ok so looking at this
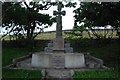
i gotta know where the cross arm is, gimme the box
[53,11,66,16]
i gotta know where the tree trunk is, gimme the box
[87,30,92,39]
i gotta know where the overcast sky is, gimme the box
[41,6,76,31]
[27,0,79,31]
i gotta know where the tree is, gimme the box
[1,1,77,40]
[2,2,56,40]
[65,25,85,39]
[1,1,77,50]
[73,2,120,38]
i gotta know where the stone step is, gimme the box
[44,42,73,53]
[42,69,74,78]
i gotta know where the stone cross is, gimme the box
[53,2,66,38]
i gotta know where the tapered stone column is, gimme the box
[53,2,66,53]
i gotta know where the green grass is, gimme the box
[2,48,29,66]
[72,40,120,78]
[2,69,42,79]
[87,42,120,68]
[70,39,120,66]
[2,39,120,79]
[73,69,118,78]
[2,48,43,79]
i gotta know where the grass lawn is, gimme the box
[2,39,120,79]
[2,69,42,79]
[72,40,120,79]
[73,69,118,78]
[2,48,29,66]
[2,48,43,79]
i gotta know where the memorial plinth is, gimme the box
[31,53,85,68]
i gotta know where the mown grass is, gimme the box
[2,48,43,79]
[73,69,118,78]
[72,40,120,79]
[2,69,42,79]
[87,42,120,68]
[2,48,28,66]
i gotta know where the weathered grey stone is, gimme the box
[12,55,31,66]
[44,41,74,53]
[48,43,53,47]
[65,47,73,53]
[53,38,64,52]
[31,53,51,68]
[64,43,74,53]
[16,58,31,68]
[88,63,95,68]
[44,69,74,78]
[53,2,66,38]
[65,43,70,48]
[65,53,85,68]
[31,53,85,68]
[44,47,53,53]
[85,55,103,68]
[90,56,103,65]
[94,63,101,68]
[51,54,65,68]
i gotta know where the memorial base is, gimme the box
[31,52,85,68]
